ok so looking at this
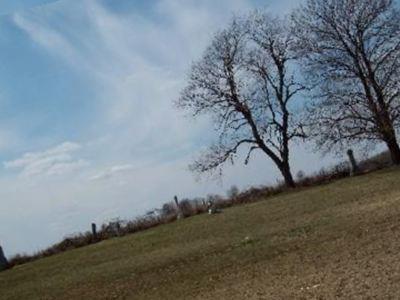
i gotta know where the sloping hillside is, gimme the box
[1,168,400,299]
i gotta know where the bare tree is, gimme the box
[177,13,305,187]
[293,0,400,164]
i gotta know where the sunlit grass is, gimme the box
[1,167,400,299]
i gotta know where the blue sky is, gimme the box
[0,0,347,257]
[0,0,57,15]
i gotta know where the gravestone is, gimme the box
[207,200,221,214]
[174,196,183,220]
[91,223,97,239]
[347,149,359,176]
[0,246,9,271]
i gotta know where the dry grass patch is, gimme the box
[1,167,400,299]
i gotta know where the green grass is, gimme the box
[2,167,400,299]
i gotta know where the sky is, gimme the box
[0,0,349,257]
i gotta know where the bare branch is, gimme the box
[293,0,400,163]
[177,12,305,187]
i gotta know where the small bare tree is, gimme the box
[177,13,305,187]
[293,0,400,164]
[227,185,240,199]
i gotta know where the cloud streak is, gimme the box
[89,164,135,181]
[4,142,88,178]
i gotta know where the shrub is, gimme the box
[227,185,240,199]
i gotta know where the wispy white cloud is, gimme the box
[4,142,89,178]
[89,164,135,181]
[11,0,248,160]
[13,11,87,68]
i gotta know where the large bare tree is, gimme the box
[293,0,400,163]
[177,14,305,187]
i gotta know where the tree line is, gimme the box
[176,0,400,188]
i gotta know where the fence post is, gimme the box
[0,245,9,271]
[347,149,359,176]
[116,222,121,236]
[91,223,97,239]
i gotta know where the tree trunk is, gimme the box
[0,246,8,272]
[279,162,296,188]
[385,136,400,165]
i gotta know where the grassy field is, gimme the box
[2,168,400,299]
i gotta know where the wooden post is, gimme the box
[347,149,359,176]
[0,245,9,271]
[91,223,97,239]
[116,222,121,236]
